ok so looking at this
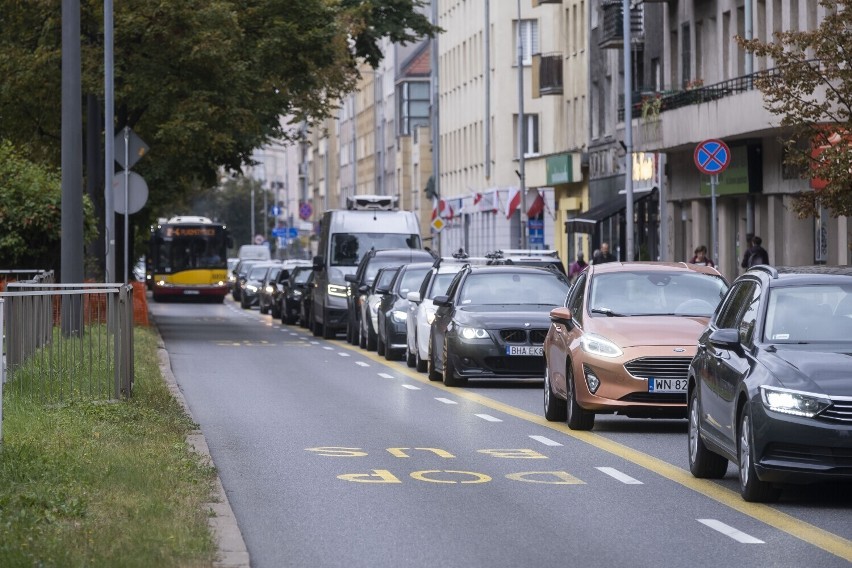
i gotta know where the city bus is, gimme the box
[148,216,232,302]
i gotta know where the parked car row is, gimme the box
[233,254,852,503]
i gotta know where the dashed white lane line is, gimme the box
[436,398,458,405]
[355,361,370,367]
[337,352,350,357]
[322,346,334,350]
[289,332,298,336]
[310,341,319,345]
[475,414,502,422]
[697,519,764,544]
[529,435,563,447]
[378,373,394,379]
[596,467,643,485]
[402,384,420,390]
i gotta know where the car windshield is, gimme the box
[458,272,570,306]
[764,284,852,343]
[292,268,312,285]
[248,266,270,280]
[331,233,421,266]
[429,270,462,299]
[589,271,728,317]
[398,267,430,296]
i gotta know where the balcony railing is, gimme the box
[536,52,563,96]
[532,0,562,5]
[617,66,788,121]
[599,1,644,49]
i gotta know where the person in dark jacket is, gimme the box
[592,242,616,265]
[742,235,770,268]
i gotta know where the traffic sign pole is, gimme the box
[694,139,730,268]
[711,174,718,266]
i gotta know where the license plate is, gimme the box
[183,290,200,295]
[648,378,687,393]
[506,346,543,356]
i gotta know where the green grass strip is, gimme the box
[0,326,217,567]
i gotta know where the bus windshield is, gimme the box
[153,225,228,272]
[330,233,421,266]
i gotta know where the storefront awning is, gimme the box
[565,189,655,234]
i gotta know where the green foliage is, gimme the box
[0,326,216,567]
[0,141,98,270]
[192,176,267,252]
[738,0,852,217]
[0,0,439,235]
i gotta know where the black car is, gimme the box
[429,264,572,387]
[343,248,435,344]
[258,265,286,316]
[375,262,432,360]
[232,259,262,302]
[280,266,314,325]
[359,266,400,351]
[240,262,280,309]
[688,265,852,502]
[299,270,315,329]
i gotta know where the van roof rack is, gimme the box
[346,194,399,211]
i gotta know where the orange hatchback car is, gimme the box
[543,262,728,430]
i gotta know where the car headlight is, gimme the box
[246,284,258,293]
[293,289,302,298]
[760,386,831,418]
[264,285,273,294]
[579,333,623,358]
[392,310,408,322]
[459,326,489,340]
[328,284,348,298]
[425,308,437,325]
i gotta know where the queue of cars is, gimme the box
[230,254,852,502]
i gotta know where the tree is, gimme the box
[0,141,98,273]
[0,0,438,231]
[738,0,852,218]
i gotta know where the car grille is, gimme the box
[820,399,852,423]
[619,392,687,404]
[499,329,548,344]
[762,443,852,471]
[483,356,546,374]
[624,357,691,380]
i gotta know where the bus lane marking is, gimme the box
[337,352,350,357]
[335,341,852,562]
[529,435,563,447]
[596,467,643,485]
[435,398,458,405]
[401,385,420,390]
[322,346,334,351]
[355,361,370,367]
[377,373,394,379]
[475,414,502,422]
[697,519,764,544]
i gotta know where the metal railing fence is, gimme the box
[1,282,134,405]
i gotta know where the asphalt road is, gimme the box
[150,297,852,568]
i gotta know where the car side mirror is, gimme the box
[375,286,390,294]
[433,295,451,307]
[344,273,357,283]
[709,328,741,351]
[549,307,574,329]
[358,284,370,295]
[407,291,421,303]
[313,255,325,270]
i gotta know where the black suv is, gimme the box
[279,266,314,325]
[343,248,435,344]
[687,265,852,502]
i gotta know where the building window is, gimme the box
[514,114,540,158]
[513,19,539,66]
[398,81,430,136]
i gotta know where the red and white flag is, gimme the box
[473,192,483,206]
[526,190,545,218]
[505,187,521,219]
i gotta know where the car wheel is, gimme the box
[365,322,377,351]
[566,362,595,431]
[738,406,781,503]
[377,329,386,356]
[688,388,728,478]
[442,340,465,387]
[427,339,442,381]
[406,346,416,367]
[259,302,268,315]
[543,365,567,422]
[240,297,250,309]
[270,302,280,319]
[358,320,367,349]
[322,319,335,340]
[312,316,322,337]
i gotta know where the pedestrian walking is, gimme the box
[592,242,616,265]
[568,253,588,281]
[742,235,770,268]
[740,233,754,269]
[688,245,715,267]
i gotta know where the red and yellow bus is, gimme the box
[148,216,232,302]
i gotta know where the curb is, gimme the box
[155,336,250,568]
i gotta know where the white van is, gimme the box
[311,195,421,339]
[238,244,271,261]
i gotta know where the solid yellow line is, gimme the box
[341,341,852,562]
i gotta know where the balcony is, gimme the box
[599,1,644,50]
[532,53,563,97]
[532,0,562,5]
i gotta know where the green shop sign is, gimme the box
[546,153,581,185]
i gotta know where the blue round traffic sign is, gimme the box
[694,139,731,175]
[299,202,313,220]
